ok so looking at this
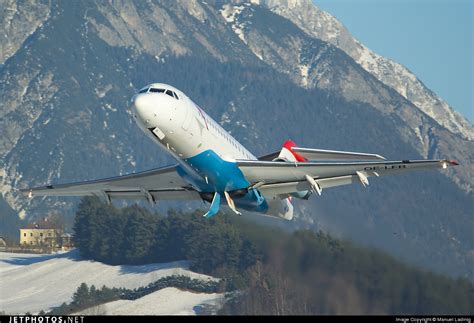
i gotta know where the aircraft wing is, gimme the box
[20,165,201,203]
[237,159,458,197]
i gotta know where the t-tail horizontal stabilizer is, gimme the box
[203,192,221,218]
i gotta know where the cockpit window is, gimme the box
[149,88,166,93]
[145,87,179,100]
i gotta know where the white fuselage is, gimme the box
[131,83,255,163]
[130,83,293,219]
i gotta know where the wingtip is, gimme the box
[441,160,459,169]
[18,188,34,198]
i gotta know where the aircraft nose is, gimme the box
[131,92,177,128]
[131,93,156,125]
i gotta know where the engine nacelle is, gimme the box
[290,190,312,200]
[266,198,294,220]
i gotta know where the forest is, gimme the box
[73,197,473,315]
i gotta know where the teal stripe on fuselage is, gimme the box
[177,149,250,193]
[176,150,269,214]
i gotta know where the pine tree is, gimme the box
[99,203,124,264]
[122,204,157,264]
[73,197,100,256]
[72,282,90,308]
[89,285,97,302]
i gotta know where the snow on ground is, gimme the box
[76,287,224,315]
[0,250,218,314]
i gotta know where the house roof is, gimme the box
[23,220,57,230]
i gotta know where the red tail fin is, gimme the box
[281,140,307,162]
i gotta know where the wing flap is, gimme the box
[260,175,356,196]
[106,189,201,201]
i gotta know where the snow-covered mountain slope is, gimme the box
[76,287,224,315]
[260,0,474,141]
[0,251,219,314]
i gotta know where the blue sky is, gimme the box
[315,0,473,123]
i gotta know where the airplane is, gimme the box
[21,83,459,220]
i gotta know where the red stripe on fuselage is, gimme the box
[196,106,209,130]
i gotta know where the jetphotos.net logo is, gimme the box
[6,317,84,323]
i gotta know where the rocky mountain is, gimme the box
[221,0,474,194]
[262,0,474,141]
[0,0,51,66]
[0,0,472,281]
